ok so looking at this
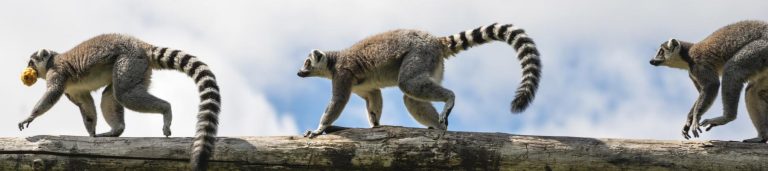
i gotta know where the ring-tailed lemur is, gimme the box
[298,23,541,137]
[19,33,221,170]
[650,20,768,143]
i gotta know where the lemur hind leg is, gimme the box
[744,78,768,143]
[397,50,455,129]
[403,95,445,130]
[112,55,173,137]
[702,40,768,130]
[95,84,125,137]
[65,92,97,136]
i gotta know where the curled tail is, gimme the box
[441,23,541,113]
[150,47,221,171]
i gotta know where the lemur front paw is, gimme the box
[682,119,704,139]
[438,117,449,129]
[681,124,691,140]
[693,121,704,138]
[17,117,35,131]
[700,116,735,131]
[163,126,172,137]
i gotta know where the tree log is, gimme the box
[1,126,767,170]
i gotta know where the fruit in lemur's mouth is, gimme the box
[21,67,37,86]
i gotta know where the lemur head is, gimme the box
[297,49,333,78]
[21,49,58,86]
[650,39,690,69]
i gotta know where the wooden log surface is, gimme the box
[1,126,767,170]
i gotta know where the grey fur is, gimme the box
[650,20,768,142]
[298,23,542,137]
[18,33,221,170]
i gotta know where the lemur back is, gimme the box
[334,30,445,90]
[689,20,768,69]
[298,23,541,137]
[19,33,220,171]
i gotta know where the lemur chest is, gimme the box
[65,65,114,93]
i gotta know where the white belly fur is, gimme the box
[65,65,114,94]
[352,62,445,93]
[353,70,399,93]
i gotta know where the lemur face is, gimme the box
[28,49,56,72]
[21,49,57,86]
[650,39,684,67]
[297,49,329,78]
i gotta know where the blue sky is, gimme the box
[1,1,768,141]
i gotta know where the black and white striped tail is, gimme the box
[443,23,541,113]
[150,47,221,171]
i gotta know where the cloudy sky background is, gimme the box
[1,1,767,141]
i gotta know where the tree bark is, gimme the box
[1,126,767,170]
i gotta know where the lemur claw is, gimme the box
[681,123,693,139]
[704,124,718,131]
[690,122,702,138]
[18,118,34,131]
[700,118,724,131]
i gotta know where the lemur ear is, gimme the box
[35,49,57,59]
[312,49,325,62]
[668,39,680,49]
[312,49,325,58]
[37,49,50,58]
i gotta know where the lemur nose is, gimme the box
[297,71,309,77]
[650,60,661,66]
